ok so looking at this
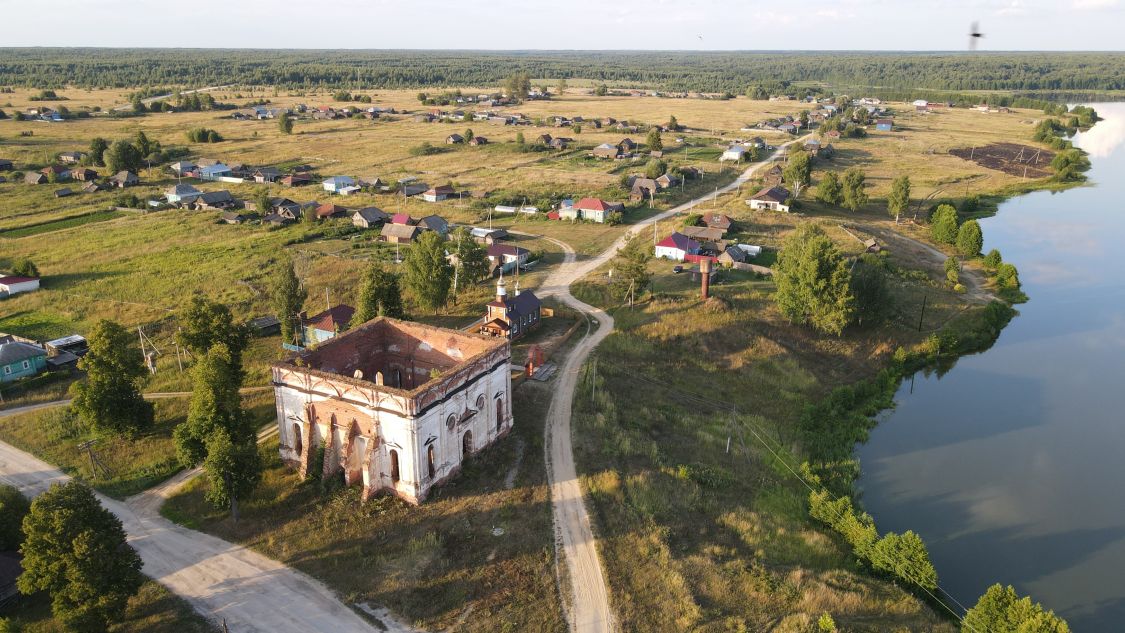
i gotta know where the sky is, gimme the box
[2,0,1123,50]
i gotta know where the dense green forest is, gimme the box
[0,49,1123,94]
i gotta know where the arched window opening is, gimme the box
[495,398,504,432]
[390,449,400,483]
[462,430,473,459]
[427,445,436,479]
[292,423,303,456]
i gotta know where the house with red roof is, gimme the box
[655,232,701,262]
[391,213,416,226]
[560,197,625,223]
[0,275,40,297]
[301,304,355,346]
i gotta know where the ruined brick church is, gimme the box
[271,317,513,504]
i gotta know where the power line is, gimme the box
[586,356,982,630]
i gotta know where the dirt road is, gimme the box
[536,138,807,633]
[0,395,397,633]
[111,84,233,112]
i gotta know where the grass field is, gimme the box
[162,379,565,632]
[0,581,218,633]
[0,392,274,498]
[569,243,970,631]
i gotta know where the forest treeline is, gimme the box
[0,49,1123,94]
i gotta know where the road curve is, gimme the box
[536,137,807,633]
[0,394,392,632]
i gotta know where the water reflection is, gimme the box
[857,103,1125,632]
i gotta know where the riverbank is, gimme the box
[856,103,1125,630]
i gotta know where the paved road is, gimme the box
[535,137,807,633]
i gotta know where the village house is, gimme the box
[110,171,139,188]
[54,188,73,198]
[301,304,355,346]
[323,175,356,194]
[199,163,233,181]
[0,341,48,382]
[58,151,85,164]
[655,232,701,262]
[169,161,196,177]
[487,243,530,274]
[701,212,733,232]
[422,185,455,202]
[192,190,239,211]
[747,185,791,212]
[680,225,726,246]
[165,183,202,205]
[469,136,489,146]
[352,207,388,229]
[271,317,514,504]
[592,143,622,159]
[391,213,415,226]
[418,214,449,236]
[68,168,98,182]
[630,178,659,202]
[253,167,281,183]
[81,182,105,194]
[470,227,508,244]
[721,145,746,162]
[220,211,251,225]
[876,119,893,132]
[281,174,312,187]
[563,197,623,224]
[316,203,350,219]
[655,173,680,189]
[0,159,14,172]
[480,275,542,340]
[0,275,40,298]
[381,223,421,244]
[446,133,464,144]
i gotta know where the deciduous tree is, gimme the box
[0,484,30,550]
[448,228,490,294]
[173,343,254,467]
[270,256,307,347]
[18,481,144,632]
[870,530,938,591]
[783,150,812,196]
[842,168,868,212]
[930,204,959,244]
[403,231,453,312]
[815,171,843,205]
[645,128,663,152]
[70,320,153,438]
[611,234,652,302]
[87,137,108,167]
[278,111,293,135]
[105,139,142,175]
[644,158,667,179]
[887,175,910,221]
[850,254,890,326]
[963,584,1071,633]
[773,224,854,336]
[354,263,405,322]
[956,219,984,257]
[202,427,261,521]
[175,296,250,371]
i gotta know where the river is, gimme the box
[856,102,1125,631]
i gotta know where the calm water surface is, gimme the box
[856,103,1125,631]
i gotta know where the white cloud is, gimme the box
[1072,0,1119,9]
[996,0,1026,15]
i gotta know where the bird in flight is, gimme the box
[969,21,984,50]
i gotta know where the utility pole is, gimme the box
[917,295,928,332]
